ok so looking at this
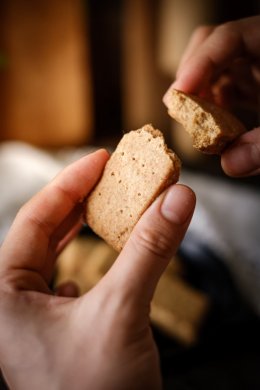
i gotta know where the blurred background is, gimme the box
[1,0,259,150]
[0,1,260,389]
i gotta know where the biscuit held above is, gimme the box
[164,89,246,154]
[85,124,181,252]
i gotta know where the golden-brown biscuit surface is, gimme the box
[85,124,181,251]
[164,89,246,154]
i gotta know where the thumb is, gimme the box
[106,184,196,304]
[221,127,260,177]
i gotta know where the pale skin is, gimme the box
[164,15,260,177]
[0,149,196,390]
[1,15,259,390]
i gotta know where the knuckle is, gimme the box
[218,20,235,31]
[215,21,238,41]
[193,24,213,39]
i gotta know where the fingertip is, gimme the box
[221,141,260,177]
[221,151,237,177]
[90,148,110,163]
[160,184,196,225]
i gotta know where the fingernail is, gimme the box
[223,143,260,176]
[161,185,195,224]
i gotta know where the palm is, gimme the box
[0,150,195,389]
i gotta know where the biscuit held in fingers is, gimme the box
[105,184,196,304]
[164,89,246,154]
[85,124,181,251]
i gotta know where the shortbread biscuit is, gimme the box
[85,124,181,251]
[164,89,246,154]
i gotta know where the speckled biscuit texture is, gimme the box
[165,89,246,154]
[85,124,181,252]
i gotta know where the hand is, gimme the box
[0,149,195,390]
[164,15,260,177]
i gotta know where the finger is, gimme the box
[174,27,242,93]
[221,127,260,177]
[49,203,84,256]
[163,25,214,106]
[0,149,110,274]
[42,220,83,284]
[40,203,84,283]
[177,25,215,72]
[228,59,259,110]
[168,18,260,94]
[105,185,196,304]
[55,220,83,257]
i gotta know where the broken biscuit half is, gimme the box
[164,89,246,154]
